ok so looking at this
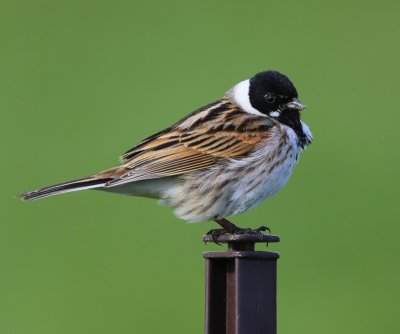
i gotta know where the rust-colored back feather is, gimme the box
[103,98,276,187]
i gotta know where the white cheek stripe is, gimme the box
[231,80,265,116]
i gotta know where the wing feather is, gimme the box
[105,98,276,187]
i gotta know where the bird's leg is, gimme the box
[214,217,240,233]
[207,218,271,244]
[206,218,239,244]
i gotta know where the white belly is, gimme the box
[167,125,302,222]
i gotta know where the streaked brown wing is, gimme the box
[120,99,230,162]
[105,99,275,187]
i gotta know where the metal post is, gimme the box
[203,234,280,334]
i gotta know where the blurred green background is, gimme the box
[1,0,399,333]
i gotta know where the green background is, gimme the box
[1,0,399,333]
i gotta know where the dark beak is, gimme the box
[286,98,306,111]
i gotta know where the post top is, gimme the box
[203,233,280,251]
[203,233,280,244]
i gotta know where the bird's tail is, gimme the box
[18,176,110,201]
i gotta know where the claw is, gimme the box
[233,226,271,236]
[206,228,228,245]
[255,226,271,234]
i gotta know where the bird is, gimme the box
[19,70,312,235]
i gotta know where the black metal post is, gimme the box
[203,234,280,334]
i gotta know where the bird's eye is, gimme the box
[265,93,275,104]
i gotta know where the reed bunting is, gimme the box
[19,70,312,234]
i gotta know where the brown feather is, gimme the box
[104,98,276,187]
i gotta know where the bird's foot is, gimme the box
[206,228,228,245]
[206,226,271,245]
[234,225,271,235]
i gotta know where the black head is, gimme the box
[249,70,305,117]
[248,70,309,146]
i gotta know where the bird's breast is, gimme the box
[168,125,302,222]
[224,125,300,213]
